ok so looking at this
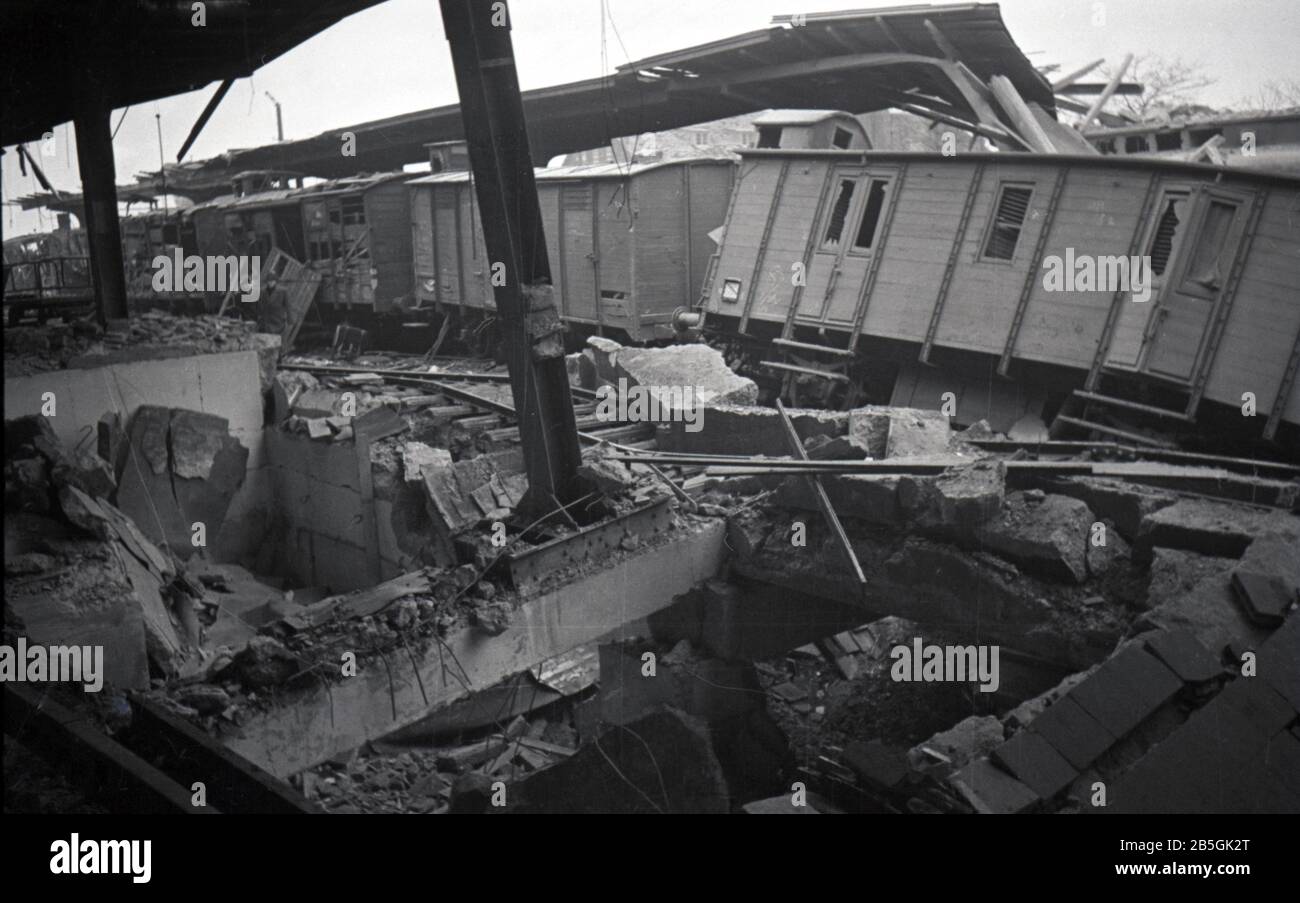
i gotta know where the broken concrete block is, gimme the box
[169,410,230,480]
[294,387,345,419]
[1043,476,1177,541]
[5,547,151,690]
[950,757,1039,813]
[422,448,525,534]
[5,456,52,513]
[1085,520,1131,580]
[1142,628,1223,684]
[869,405,953,458]
[991,729,1079,799]
[976,492,1092,584]
[576,448,637,496]
[401,441,453,483]
[774,473,903,526]
[52,448,116,500]
[175,684,231,715]
[899,460,1006,534]
[221,636,299,690]
[658,403,847,456]
[806,434,870,460]
[1231,570,1294,627]
[305,418,333,440]
[1133,499,1300,562]
[1026,695,1116,771]
[849,405,956,458]
[613,342,757,405]
[911,714,1004,770]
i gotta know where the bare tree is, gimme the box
[1101,54,1215,120]
[1235,78,1300,112]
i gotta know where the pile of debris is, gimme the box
[4,310,278,379]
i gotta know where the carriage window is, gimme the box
[821,179,856,250]
[853,180,888,250]
[982,184,1033,260]
[832,127,853,149]
[1147,194,1188,276]
[720,279,742,303]
[757,126,783,149]
[1184,201,1236,290]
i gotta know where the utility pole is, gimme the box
[438,0,583,515]
[265,91,284,142]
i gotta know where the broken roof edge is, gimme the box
[735,147,1300,187]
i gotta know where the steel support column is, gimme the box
[74,101,129,324]
[439,0,582,513]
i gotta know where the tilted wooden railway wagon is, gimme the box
[700,127,1300,448]
[186,171,416,313]
[408,157,735,343]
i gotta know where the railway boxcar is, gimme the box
[297,172,416,313]
[700,125,1300,445]
[409,157,735,342]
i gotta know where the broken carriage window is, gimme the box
[822,179,856,249]
[1148,194,1188,276]
[982,184,1033,260]
[852,179,888,251]
[720,278,742,303]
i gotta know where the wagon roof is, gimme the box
[407,156,735,186]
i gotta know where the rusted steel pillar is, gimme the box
[439,0,583,514]
[74,101,129,324]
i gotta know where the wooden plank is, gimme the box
[740,160,790,333]
[919,162,985,363]
[851,162,907,346]
[998,166,1069,374]
[1186,189,1267,418]
[774,399,867,590]
[1084,173,1159,390]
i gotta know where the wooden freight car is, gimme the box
[186,171,416,313]
[296,172,415,313]
[185,171,308,264]
[700,130,1300,447]
[408,157,735,343]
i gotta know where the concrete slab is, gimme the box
[992,729,1079,799]
[950,758,1040,813]
[1143,629,1223,684]
[1028,694,1116,771]
[221,519,727,777]
[1134,499,1300,562]
[1068,644,1183,740]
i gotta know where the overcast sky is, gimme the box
[5,0,1298,237]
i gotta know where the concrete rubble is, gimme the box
[4,327,1298,816]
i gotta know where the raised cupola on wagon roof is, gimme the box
[752,110,872,152]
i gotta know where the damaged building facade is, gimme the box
[3,0,1298,819]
